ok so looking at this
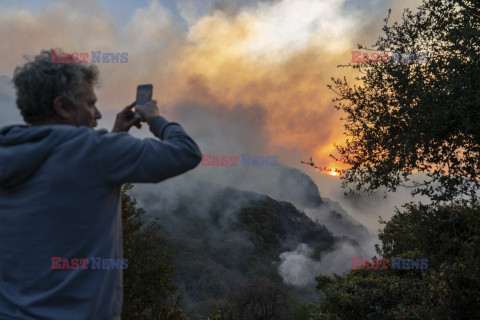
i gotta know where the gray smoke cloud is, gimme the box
[279,243,321,287]
[278,238,373,287]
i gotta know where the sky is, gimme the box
[0,0,425,231]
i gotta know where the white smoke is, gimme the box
[278,238,376,287]
[279,243,320,287]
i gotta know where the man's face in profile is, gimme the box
[69,81,102,128]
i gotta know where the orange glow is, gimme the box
[152,9,357,170]
[329,170,340,176]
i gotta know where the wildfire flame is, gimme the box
[329,169,340,176]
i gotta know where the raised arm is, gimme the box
[95,101,202,186]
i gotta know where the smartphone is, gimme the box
[135,84,153,120]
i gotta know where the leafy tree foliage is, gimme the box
[209,277,294,320]
[310,1,480,317]
[121,183,189,320]
[311,1,480,314]
[312,200,480,319]
[328,0,480,201]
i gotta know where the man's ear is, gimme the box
[53,96,73,119]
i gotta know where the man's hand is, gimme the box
[135,100,159,125]
[111,102,142,133]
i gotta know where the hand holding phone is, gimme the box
[135,100,159,125]
[135,84,153,121]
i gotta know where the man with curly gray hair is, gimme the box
[0,49,202,319]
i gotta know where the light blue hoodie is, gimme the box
[0,116,202,319]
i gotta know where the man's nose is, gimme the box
[94,107,102,120]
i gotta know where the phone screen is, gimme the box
[136,84,153,105]
[135,84,153,119]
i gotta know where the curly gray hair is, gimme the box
[12,49,99,124]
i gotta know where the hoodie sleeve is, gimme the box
[94,116,202,186]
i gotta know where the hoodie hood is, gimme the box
[0,124,77,188]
